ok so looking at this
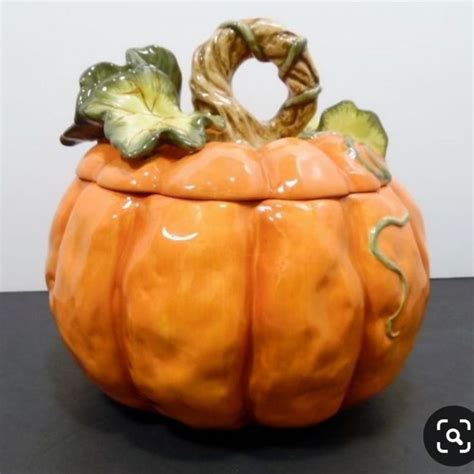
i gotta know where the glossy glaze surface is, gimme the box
[47,136,430,428]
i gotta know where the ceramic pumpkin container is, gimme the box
[47,18,430,428]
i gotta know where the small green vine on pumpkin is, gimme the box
[300,100,392,184]
[344,136,391,183]
[369,213,411,338]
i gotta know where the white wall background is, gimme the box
[1,1,472,292]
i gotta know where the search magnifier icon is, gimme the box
[446,428,463,446]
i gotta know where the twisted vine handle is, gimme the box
[190,18,321,147]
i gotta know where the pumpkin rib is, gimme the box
[341,187,429,407]
[114,193,173,416]
[238,206,259,426]
[260,138,351,199]
[50,185,153,410]
[340,188,397,406]
[335,195,371,408]
[320,199,367,420]
[111,192,156,411]
[248,199,365,426]
[46,179,90,292]
[120,197,252,427]
[340,189,391,408]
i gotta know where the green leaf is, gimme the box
[316,100,388,156]
[126,45,182,97]
[61,62,127,145]
[61,45,188,150]
[80,66,217,159]
[76,62,128,115]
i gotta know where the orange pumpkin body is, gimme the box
[46,135,429,428]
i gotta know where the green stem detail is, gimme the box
[220,21,266,61]
[369,213,410,338]
[220,20,319,112]
[282,85,322,109]
[279,37,307,78]
[191,18,319,145]
[365,145,392,182]
[345,136,391,184]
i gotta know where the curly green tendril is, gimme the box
[369,213,411,338]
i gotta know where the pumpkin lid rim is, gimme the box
[75,135,389,201]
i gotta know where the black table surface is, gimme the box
[1,279,473,474]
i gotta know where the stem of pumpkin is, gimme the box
[190,18,320,147]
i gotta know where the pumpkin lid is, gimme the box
[77,133,390,200]
[63,18,392,200]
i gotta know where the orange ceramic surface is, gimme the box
[47,134,430,428]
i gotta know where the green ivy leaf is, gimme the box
[316,100,388,156]
[80,66,216,158]
[76,62,128,115]
[61,62,127,145]
[61,45,192,152]
[126,46,182,98]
